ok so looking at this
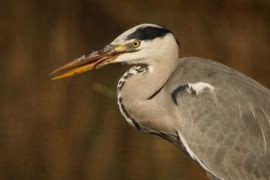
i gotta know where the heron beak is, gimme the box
[50,44,127,80]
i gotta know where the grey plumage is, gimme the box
[117,57,270,180]
[165,58,270,179]
[52,24,270,180]
[115,25,270,179]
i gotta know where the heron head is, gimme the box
[51,24,180,80]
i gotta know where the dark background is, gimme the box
[1,0,270,179]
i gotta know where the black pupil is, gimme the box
[133,42,138,46]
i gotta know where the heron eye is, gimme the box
[131,40,141,48]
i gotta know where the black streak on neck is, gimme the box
[147,69,173,100]
[147,83,166,100]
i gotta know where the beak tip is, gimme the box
[50,45,122,80]
[49,71,56,76]
[51,77,60,80]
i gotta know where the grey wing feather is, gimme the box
[166,57,270,180]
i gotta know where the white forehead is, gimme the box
[111,23,163,44]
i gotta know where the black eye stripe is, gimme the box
[126,26,170,41]
[125,26,180,46]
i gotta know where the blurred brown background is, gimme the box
[1,0,270,180]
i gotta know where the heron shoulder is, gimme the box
[166,57,270,179]
[169,57,270,95]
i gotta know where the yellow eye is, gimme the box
[131,40,141,48]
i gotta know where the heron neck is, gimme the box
[118,59,178,101]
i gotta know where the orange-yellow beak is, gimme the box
[50,44,126,80]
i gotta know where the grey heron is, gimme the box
[51,24,270,180]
